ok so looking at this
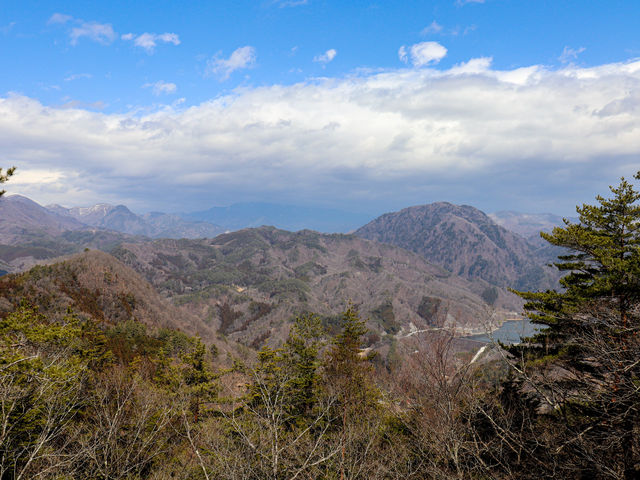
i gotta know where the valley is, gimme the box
[0,193,562,357]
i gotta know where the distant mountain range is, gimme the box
[488,211,567,238]
[3,196,373,238]
[0,195,136,274]
[0,193,572,356]
[48,202,224,239]
[0,195,85,243]
[0,195,569,292]
[489,210,577,248]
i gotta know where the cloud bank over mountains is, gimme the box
[3,58,640,213]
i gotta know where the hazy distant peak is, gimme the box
[66,203,127,220]
[0,194,87,243]
[489,211,572,240]
[75,203,115,215]
[3,194,41,206]
[41,198,223,239]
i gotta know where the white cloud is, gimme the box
[48,13,72,25]
[9,168,64,185]
[456,0,485,5]
[3,59,640,212]
[69,21,116,45]
[421,21,475,37]
[399,41,447,67]
[48,14,118,46]
[64,73,93,82]
[58,99,106,110]
[421,21,443,35]
[207,46,257,80]
[462,25,477,35]
[449,57,492,74]
[143,81,177,96]
[398,46,408,63]
[559,46,586,64]
[7,168,92,207]
[121,32,180,52]
[314,49,337,64]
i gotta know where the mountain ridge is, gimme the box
[355,202,559,291]
[111,226,523,350]
[49,202,224,239]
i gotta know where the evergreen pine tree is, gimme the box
[514,172,640,354]
[0,166,15,197]
[508,172,640,479]
[324,306,376,415]
[251,314,324,426]
[181,338,219,422]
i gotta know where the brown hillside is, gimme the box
[355,202,558,291]
[0,250,229,351]
[111,227,523,349]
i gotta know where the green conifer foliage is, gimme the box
[515,172,640,352]
[181,338,219,422]
[0,166,15,197]
[322,306,380,421]
[506,172,640,479]
[250,314,324,426]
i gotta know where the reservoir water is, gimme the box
[464,319,542,345]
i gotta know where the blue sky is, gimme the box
[2,0,640,217]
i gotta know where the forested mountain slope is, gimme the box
[0,250,232,352]
[0,250,241,351]
[111,227,522,349]
[356,202,558,291]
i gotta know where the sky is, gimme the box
[1,0,640,217]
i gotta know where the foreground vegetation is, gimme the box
[1,171,639,479]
